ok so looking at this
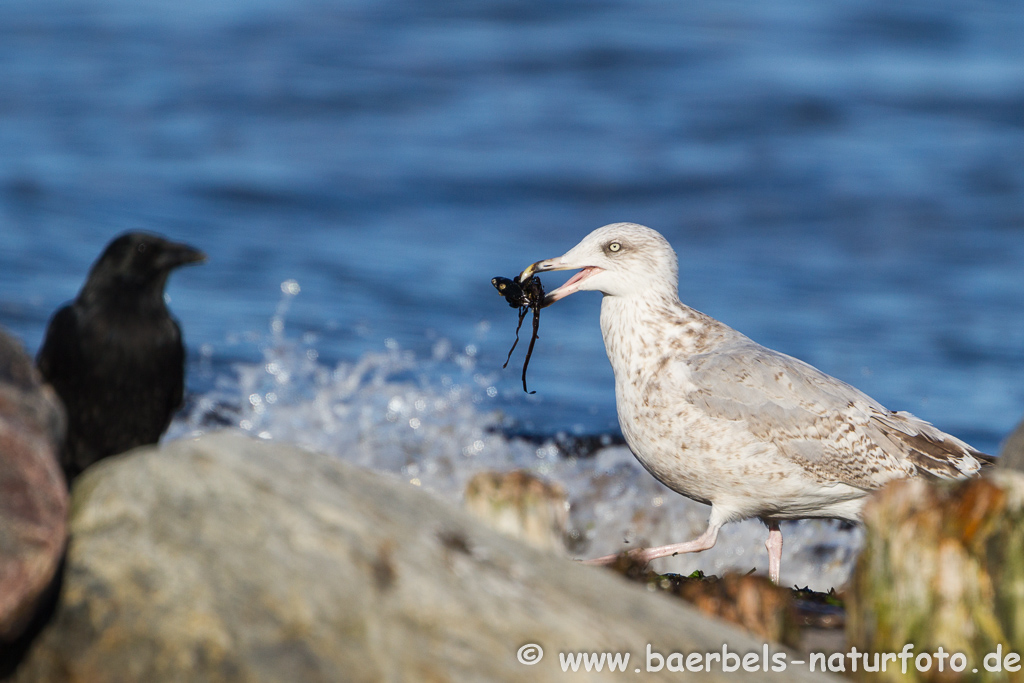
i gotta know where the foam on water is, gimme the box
[169,286,862,590]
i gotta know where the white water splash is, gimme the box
[170,295,861,590]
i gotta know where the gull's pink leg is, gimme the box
[584,517,723,566]
[765,521,783,584]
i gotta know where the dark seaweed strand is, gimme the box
[502,305,529,369]
[521,304,541,394]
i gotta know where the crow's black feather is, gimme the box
[36,232,205,485]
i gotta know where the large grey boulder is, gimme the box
[13,432,835,682]
[0,330,66,645]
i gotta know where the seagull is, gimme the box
[520,222,993,583]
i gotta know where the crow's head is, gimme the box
[80,232,206,308]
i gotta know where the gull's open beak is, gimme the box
[518,259,558,283]
[520,258,603,306]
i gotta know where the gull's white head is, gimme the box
[521,223,679,304]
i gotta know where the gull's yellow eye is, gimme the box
[608,242,621,252]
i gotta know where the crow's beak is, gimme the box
[158,242,207,270]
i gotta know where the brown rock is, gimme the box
[0,330,67,643]
[606,556,801,649]
[463,469,568,552]
[674,574,800,648]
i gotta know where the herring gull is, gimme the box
[520,223,993,583]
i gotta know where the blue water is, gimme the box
[2,0,1023,586]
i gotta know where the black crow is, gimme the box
[37,232,205,484]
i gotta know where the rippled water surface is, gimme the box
[1,0,1022,587]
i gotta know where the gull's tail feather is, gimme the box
[874,410,994,480]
